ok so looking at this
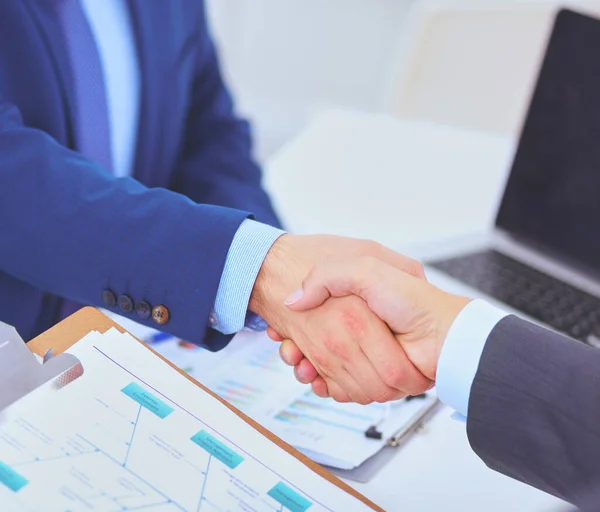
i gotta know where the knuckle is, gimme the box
[376,391,406,404]
[411,380,432,396]
[411,260,426,278]
[372,387,396,404]
[382,366,405,390]
[363,239,382,255]
[349,386,375,405]
[337,302,368,338]
[331,392,349,404]
[321,332,353,362]
[357,396,374,406]
[312,378,329,398]
[311,351,332,374]
[359,255,379,273]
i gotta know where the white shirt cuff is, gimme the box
[436,300,509,417]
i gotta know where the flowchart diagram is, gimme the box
[0,331,368,512]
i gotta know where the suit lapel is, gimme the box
[25,0,171,186]
[128,0,168,186]
[22,0,77,148]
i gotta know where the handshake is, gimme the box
[249,234,471,404]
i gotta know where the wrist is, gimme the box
[400,284,471,380]
[249,234,310,325]
[431,291,472,372]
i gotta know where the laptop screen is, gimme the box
[496,9,600,274]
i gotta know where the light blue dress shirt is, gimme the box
[211,220,285,334]
[83,0,283,335]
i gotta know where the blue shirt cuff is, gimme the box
[211,219,286,335]
[436,300,509,417]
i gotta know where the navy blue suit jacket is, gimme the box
[0,0,280,346]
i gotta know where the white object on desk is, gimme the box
[265,108,565,512]
[265,108,513,248]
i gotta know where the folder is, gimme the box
[0,307,382,511]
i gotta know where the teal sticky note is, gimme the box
[121,382,174,419]
[0,461,28,492]
[190,430,244,469]
[268,482,312,512]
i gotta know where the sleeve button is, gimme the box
[101,289,117,308]
[152,305,170,325]
[118,294,134,314]
[136,300,152,320]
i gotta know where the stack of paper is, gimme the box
[0,328,373,511]
[136,328,437,471]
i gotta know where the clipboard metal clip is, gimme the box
[385,398,440,448]
[0,321,84,412]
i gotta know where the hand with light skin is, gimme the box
[249,235,433,404]
[268,257,471,399]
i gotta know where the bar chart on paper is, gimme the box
[0,329,372,512]
[268,392,406,469]
[274,392,379,438]
[214,380,267,410]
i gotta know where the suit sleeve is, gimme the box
[570,482,600,511]
[169,1,281,229]
[467,315,600,506]
[0,99,250,346]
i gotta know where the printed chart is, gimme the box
[144,331,437,470]
[0,330,372,512]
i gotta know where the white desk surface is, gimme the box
[264,109,566,512]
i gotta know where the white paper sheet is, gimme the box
[0,329,373,511]
[143,331,437,470]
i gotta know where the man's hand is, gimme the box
[249,235,432,404]
[275,257,471,398]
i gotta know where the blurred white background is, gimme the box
[206,0,417,160]
[206,0,600,161]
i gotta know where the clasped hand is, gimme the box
[249,234,469,405]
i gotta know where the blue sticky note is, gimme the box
[190,430,244,469]
[0,461,28,492]
[268,482,312,512]
[121,382,174,419]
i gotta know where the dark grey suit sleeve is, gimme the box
[466,315,600,507]
[569,483,600,511]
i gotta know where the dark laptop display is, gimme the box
[431,9,600,344]
[497,9,600,274]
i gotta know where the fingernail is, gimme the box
[280,347,291,365]
[296,365,305,381]
[284,287,303,306]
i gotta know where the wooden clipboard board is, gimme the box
[27,307,383,511]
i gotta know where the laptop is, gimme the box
[418,8,600,347]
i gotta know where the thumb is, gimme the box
[284,282,331,311]
[284,258,428,335]
[284,261,360,311]
[284,259,377,312]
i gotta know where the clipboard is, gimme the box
[19,307,382,511]
[326,398,441,483]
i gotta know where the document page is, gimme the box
[0,329,374,512]
[143,330,437,470]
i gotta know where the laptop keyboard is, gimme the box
[429,250,600,345]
